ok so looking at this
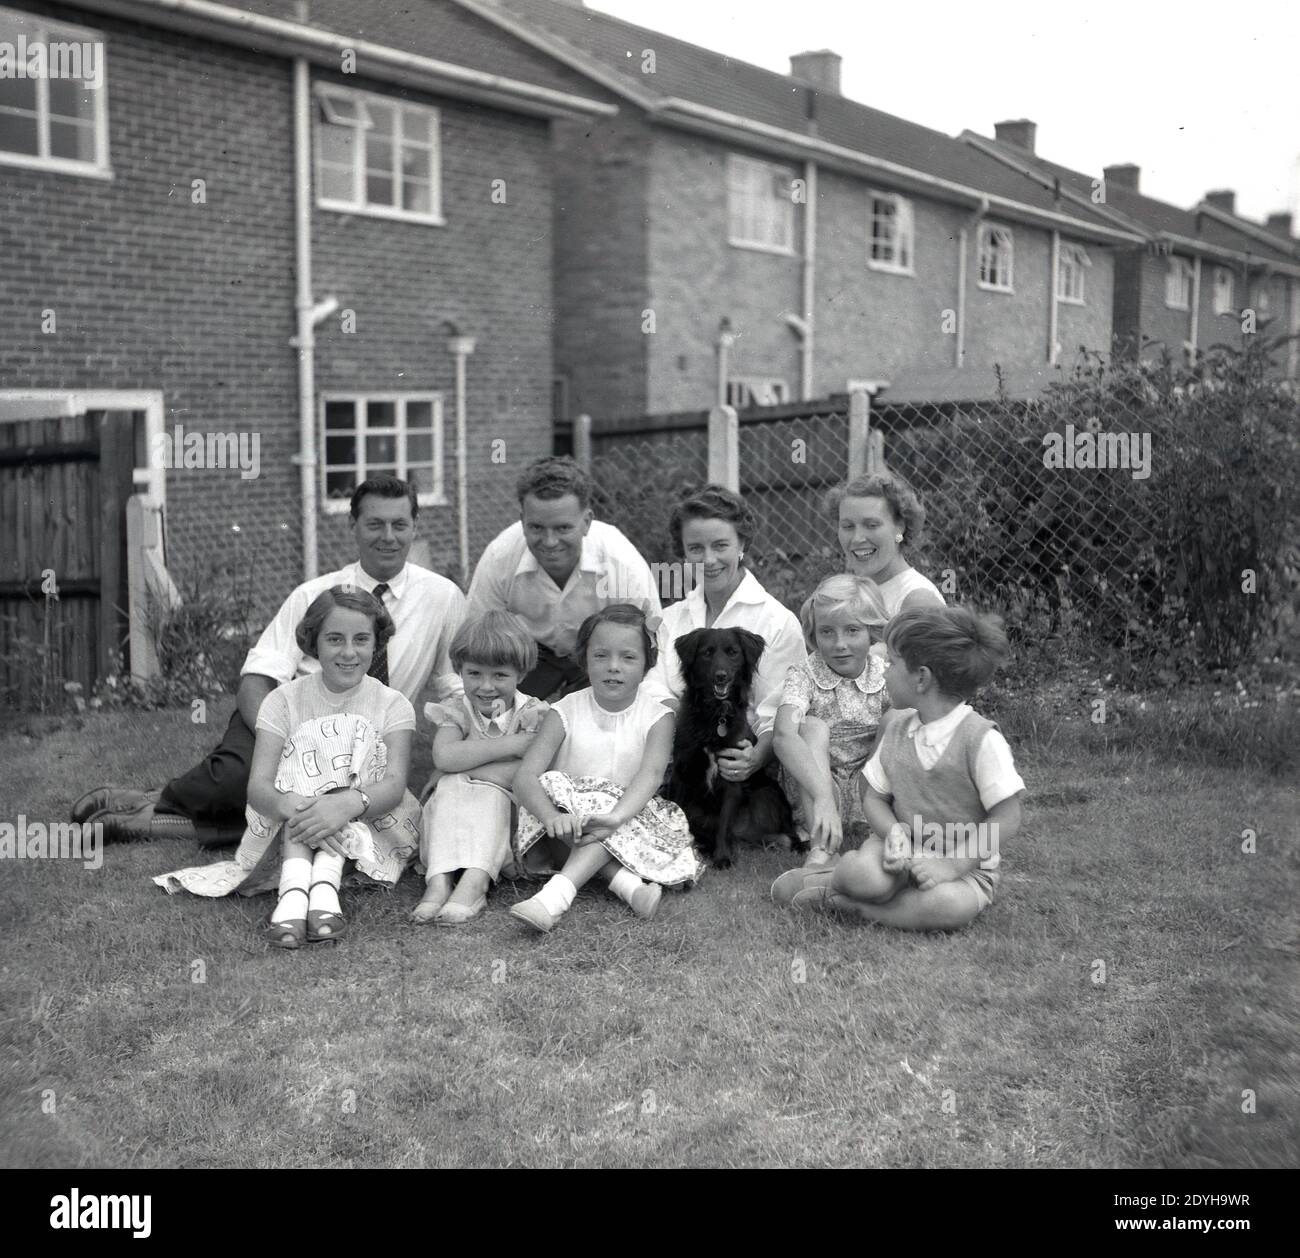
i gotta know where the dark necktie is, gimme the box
[368,583,390,685]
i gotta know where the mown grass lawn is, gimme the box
[1,697,1296,1168]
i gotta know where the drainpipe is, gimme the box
[291,53,319,581]
[801,159,817,397]
[447,332,477,586]
[1049,229,1061,365]
[716,317,735,405]
[957,196,989,369]
[1189,256,1202,365]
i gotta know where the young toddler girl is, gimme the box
[510,603,703,932]
[154,585,421,948]
[772,604,1024,931]
[412,611,548,925]
[773,574,890,865]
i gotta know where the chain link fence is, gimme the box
[568,348,1300,674]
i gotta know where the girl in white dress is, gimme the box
[511,604,703,932]
[413,612,548,925]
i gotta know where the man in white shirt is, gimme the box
[466,457,660,700]
[75,476,464,845]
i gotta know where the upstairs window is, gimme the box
[1058,244,1089,304]
[726,377,789,408]
[1212,267,1235,315]
[1165,257,1194,310]
[978,225,1014,291]
[0,6,108,175]
[868,192,914,273]
[728,154,795,253]
[315,85,441,223]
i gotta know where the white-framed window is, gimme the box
[726,377,789,408]
[0,6,109,176]
[1165,257,1194,310]
[868,192,914,273]
[320,395,445,512]
[727,154,796,253]
[1251,279,1273,317]
[315,84,442,223]
[1058,244,1089,304]
[1212,268,1235,316]
[978,225,1014,291]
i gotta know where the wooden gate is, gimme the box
[0,411,135,709]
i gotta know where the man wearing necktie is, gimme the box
[74,476,465,845]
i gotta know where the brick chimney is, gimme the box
[1265,212,1293,238]
[1104,163,1140,192]
[1204,189,1236,213]
[789,50,841,95]
[993,119,1036,153]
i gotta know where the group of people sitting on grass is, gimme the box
[75,456,1023,947]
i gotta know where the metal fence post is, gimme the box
[708,404,739,490]
[847,387,869,480]
[573,412,592,473]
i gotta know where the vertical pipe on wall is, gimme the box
[448,336,476,588]
[956,228,967,368]
[1189,255,1202,365]
[801,160,817,398]
[1049,229,1060,365]
[292,54,319,580]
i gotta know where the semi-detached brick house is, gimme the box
[964,123,1300,380]
[0,0,611,631]
[468,0,1145,417]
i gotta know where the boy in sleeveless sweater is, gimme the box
[772,606,1023,929]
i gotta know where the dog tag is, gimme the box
[717,720,728,738]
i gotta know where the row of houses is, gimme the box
[2,0,1297,618]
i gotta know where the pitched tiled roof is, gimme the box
[178,0,608,103]
[482,0,1132,236]
[967,134,1299,267]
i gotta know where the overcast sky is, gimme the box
[587,0,1300,225]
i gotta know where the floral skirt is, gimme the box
[514,771,703,887]
[780,760,872,848]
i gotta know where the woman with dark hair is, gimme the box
[828,473,945,619]
[641,485,805,784]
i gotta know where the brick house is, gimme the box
[0,0,611,632]
[466,0,1143,418]
[963,123,1300,379]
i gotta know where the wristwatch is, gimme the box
[351,788,371,820]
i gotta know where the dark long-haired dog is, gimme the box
[665,627,799,869]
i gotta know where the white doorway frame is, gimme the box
[0,389,167,505]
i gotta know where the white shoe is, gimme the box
[510,895,560,932]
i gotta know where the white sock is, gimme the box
[308,847,345,916]
[535,874,576,917]
[607,867,644,903]
[273,845,312,925]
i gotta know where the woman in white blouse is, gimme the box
[641,485,806,784]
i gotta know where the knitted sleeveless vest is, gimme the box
[880,709,999,865]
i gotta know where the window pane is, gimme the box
[367,401,396,427]
[325,435,355,464]
[48,77,93,123]
[368,102,395,137]
[367,135,394,174]
[0,75,37,112]
[401,145,430,183]
[0,108,39,156]
[406,402,432,428]
[401,178,431,215]
[49,119,95,162]
[366,434,397,463]
[320,123,355,166]
[325,471,355,499]
[325,401,356,429]
[407,433,433,462]
[366,173,394,206]
[402,107,430,142]
[369,464,398,479]
[319,165,353,202]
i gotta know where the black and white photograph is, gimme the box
[0,0,1296,1201]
